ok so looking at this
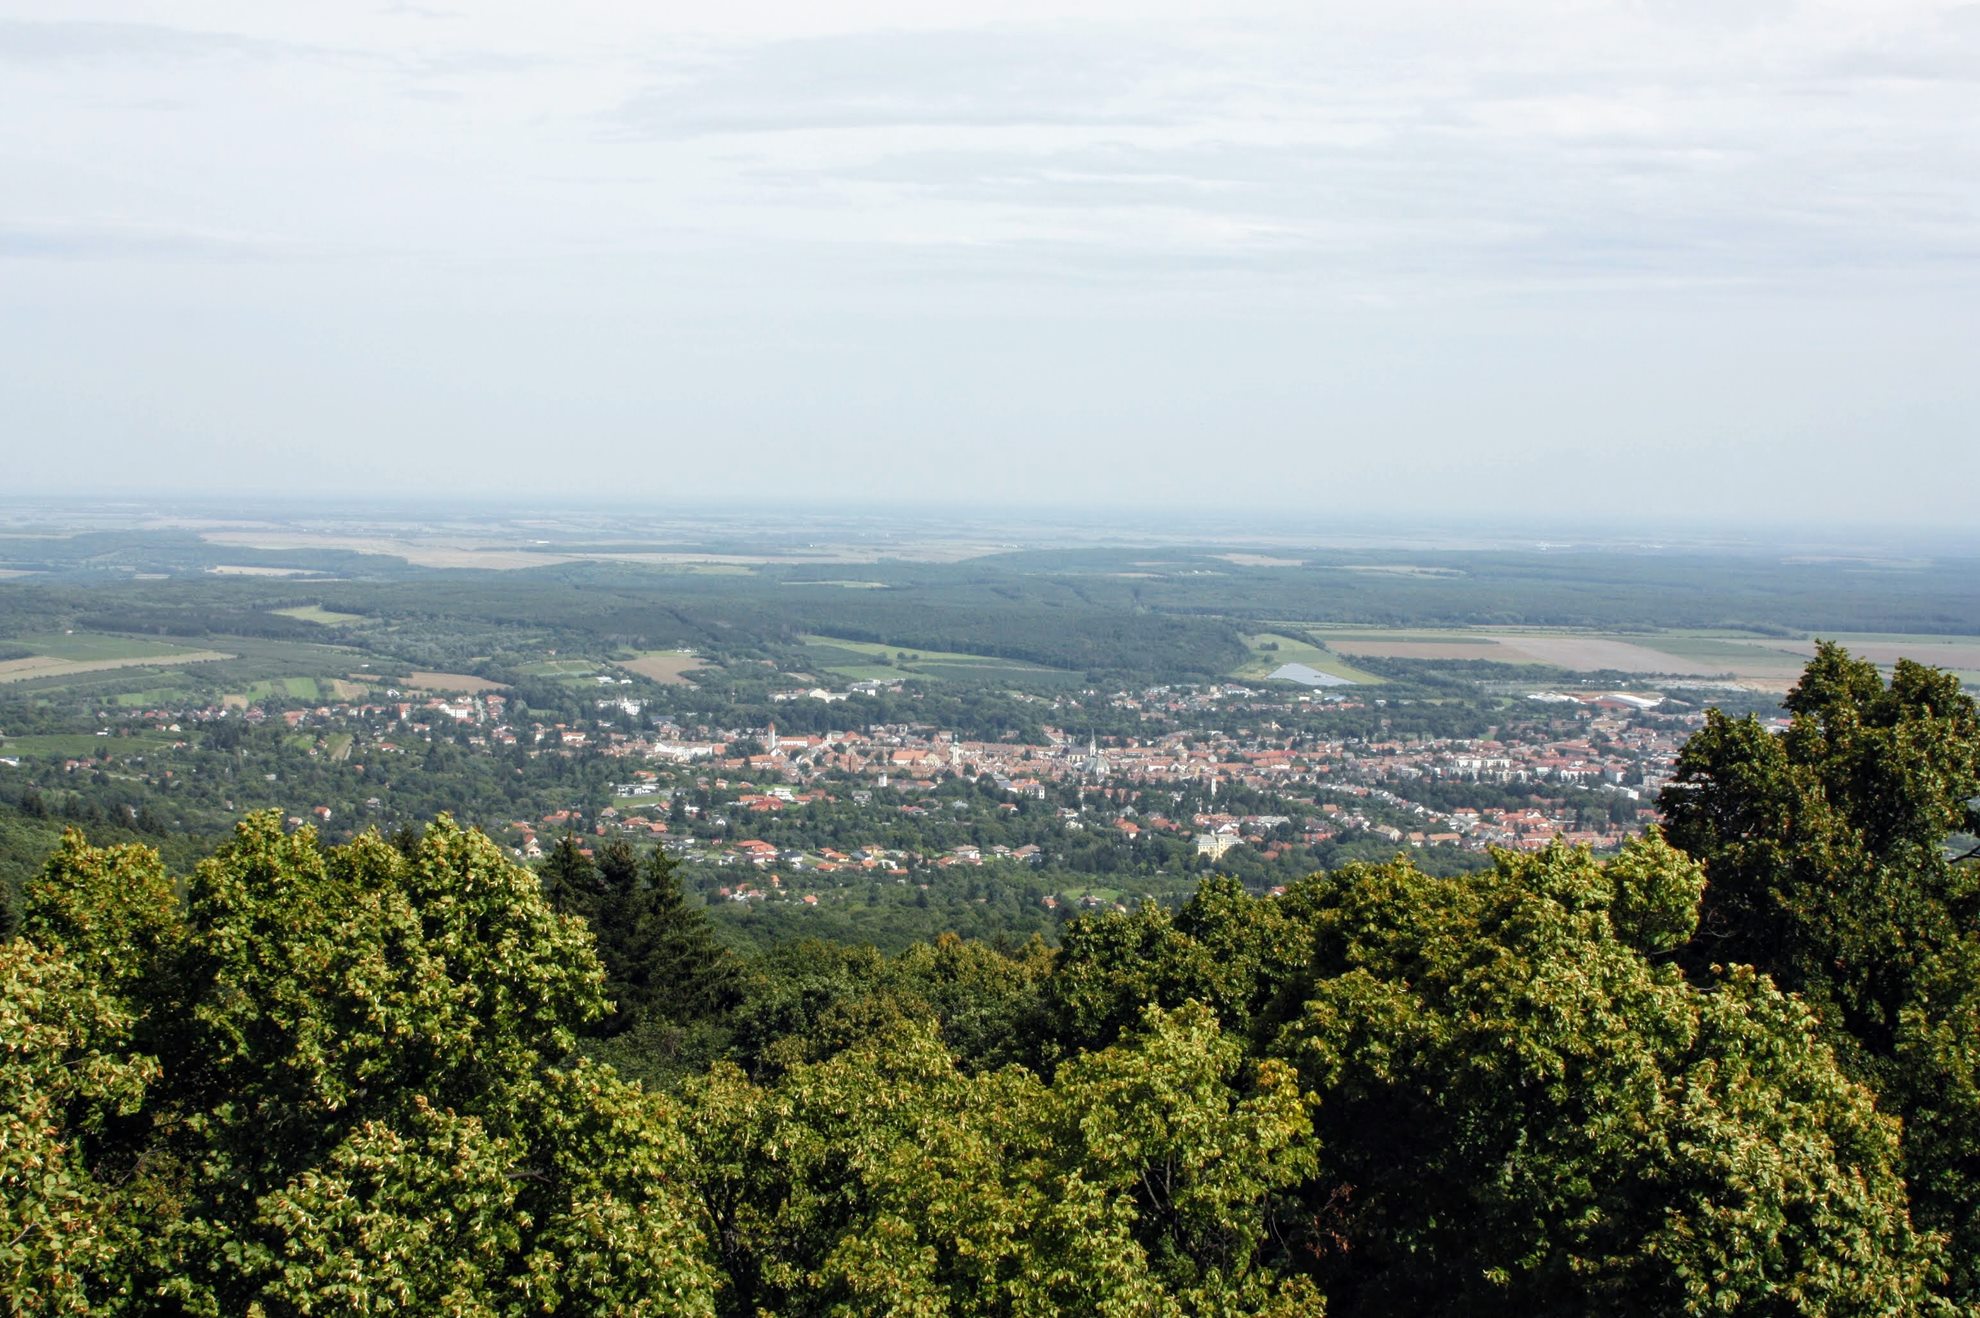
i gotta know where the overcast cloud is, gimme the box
[2,0,1975,525]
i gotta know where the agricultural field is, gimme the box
[272,604,368,625]
[797,635,1080,688]
[1232,633,1384,685]
[8,633,188,661]
[0,651,236,684]
[109,686,196,708]
[1335,564,1467,578]
[222,677,368,708]
[0,730,175,759]
[1216,553,1305,568]
[0,632,235,684]
[207,565,320,577]
[1745,635,1980,683]
[608,561,758,575]
[616,651,709,685]
[400,671,508,693]
[1299,627,1980,689]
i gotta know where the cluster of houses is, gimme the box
[87,672,1714,887]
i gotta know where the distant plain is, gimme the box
[1298,627,1980,690]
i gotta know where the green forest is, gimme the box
[6,644,1980,1315]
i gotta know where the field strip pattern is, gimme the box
[0,651,235,683]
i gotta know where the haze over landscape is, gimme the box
[11,5,1980,1316]
[5,0,1978,520]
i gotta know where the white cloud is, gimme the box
[0,0,1975,522]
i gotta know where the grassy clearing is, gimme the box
[1233,633,1386,685]
[1763,634,1980,672]
[615,651,708,684]
[222,676,369,704]
[11,633,213,661]
[1262,624,1509,645]
[800,635,1000,665]
[520,659,597,678]
[273,605,367,626]
[401,671,508,693]
[0,650,235,684]
[1309,627,1728,673]
[0,732,173,758]
[819,664,909,684]
[109,687,195,708]
[1057,886,1126,903]
[1629,635,1803,661]
[797,635,1072,686]
[1,634,384,695]
[914,662,1086,689]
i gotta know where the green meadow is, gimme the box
[1232,632,1385,685]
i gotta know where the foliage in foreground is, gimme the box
[1662,642,1980,1296]
[5,643,1977,1314]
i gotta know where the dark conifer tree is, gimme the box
[641,844,738,1019]
[539,833,603,921]
[584,839,736,1035]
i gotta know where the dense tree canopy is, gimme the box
[10,816,716,1316]
[1661,641,1980,1301]
[1268,842,1933,1315]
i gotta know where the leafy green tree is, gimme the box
[1660,643,1980,1295]
[1050,1001,1319,1312]
[11,785,1962,1315]
[20,831,182,1004]
[1889,933,1980,1293]
[681,1023,1158,1317]
[1267,839,1936,1315]
[1661,643,1980,1072]
[1045,875,1307,1056]
[12,814,718,1315]
[880,931,1053,1072]
[725,938,899,1076]
[681,1014,1318,1318]
[0,939,157,1315]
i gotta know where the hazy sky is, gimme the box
[3,1,1977,523]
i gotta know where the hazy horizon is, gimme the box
[7,492,1979,559]
[4,1,1977,525]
